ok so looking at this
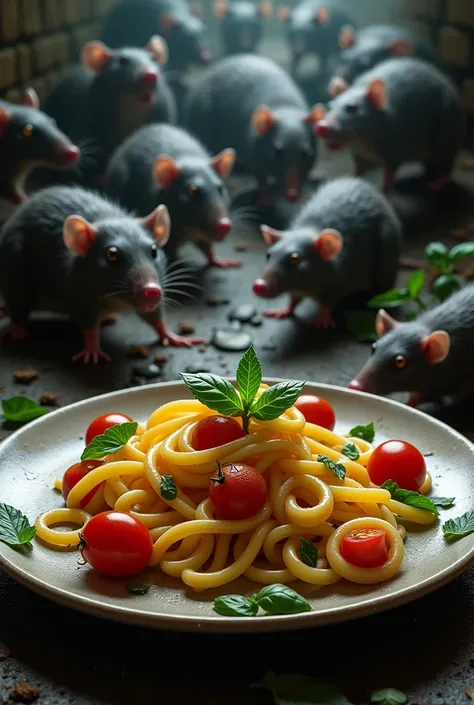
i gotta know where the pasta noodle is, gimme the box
[35,389,438,591]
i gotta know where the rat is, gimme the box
[0,88,80,204]
[329,24,444,95]
[213,0,272,56]
[0,186,205,363]
[101,0,212,70]
[348,285,474,407]
[252,177,402,328]
[315,57,464,195]
[278,0,356,77]
[184,54,320,207]
[106,123,239,269]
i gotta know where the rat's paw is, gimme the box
[310,306,336,330]
[209,256,242,269]
[263,307,293,320]
[2,323,30,341]
[160,330,207,348]
[72,348,112,364]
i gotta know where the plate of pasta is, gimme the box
[1,347,474,632]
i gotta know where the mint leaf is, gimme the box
[236,345,262,406]
[2,396,48,424]
[300,538,318,568]
[250,380,305,422]
[318,454,346,480]
[160,475,177,500]
[381,480,438,515]
[345,310,377,343]
[256,672,353,705]
[407,269,425,298]
[368,289,408,309]
[81,421,138,461]
[126,582,151,595]
[449,242,474,264]
[214,594,258,617]
[0,503,36,548]
[180,372,243,416]
[341,441,359,460]
[425,241,449,269]
[371,688,407,705]
[348,422,375,443]
[432,274,460,302]
[255,584,312,615]
[443,510,474,540]
[430,496,455,509]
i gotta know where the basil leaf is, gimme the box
[160,475,177,500]
[300,538,318,568]
[371,688,407,705]
[443,510,474,540]
[0,503,36,548]
[432,274,460,303]
[407,269,425,299]
[81,421,138,461]
[250,380,305,422]
[430,496,455,509]
[381,480,438,515]
[180,372,243,416]
[255,584,312,615]
[344,310,377,343]
[425,241,449,269]
[256,672,353,705]
[2,397,48,424]
[126,582,151,595]
[449,242,474,264]
[236,345,262,407]
[213,594,258,617]
[368,289,408,309]
[318,454,346,480]
[341,442,359,460]
[348,422,375,443]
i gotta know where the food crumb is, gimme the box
[13,369,38,384]
[177,321,195,335]
[153,354,168,366]
[39,393,60,407]
[127,345,149,359]
[206,296,220,307]
[0,649,10,661]
[466,689,474,699]
[235,241,249,252]
[9,681,40,703]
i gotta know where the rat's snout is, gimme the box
[55,143,81,167]
[140,69,159,90]
[136,275,162,313]
[284,169,302,202]
[214,217,232,241]
[348,372,377,395]
[253,270,278,299]
[315,120,337,139]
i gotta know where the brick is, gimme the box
[0,48,17,89]
[448,0,474,27]
[17,44,32,83]
[54,32,70,66]
[439,26,471,68]
[42,0,63,31]
[32,35,56,72]
[463,79,474,114]
[1,0,20,41]
[63,0,78,25]
[21,0,42,35]
[4,87,23,105]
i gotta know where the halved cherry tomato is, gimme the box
[80,511,153,578]
[294,395,336,431]
[209,463,267,520]
[192,415,246,451]
[367,440,426,492]
[85,413,133,445]
[62,460,104,507]
[341,528,389,568]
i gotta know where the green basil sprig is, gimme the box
[81,421,138,461]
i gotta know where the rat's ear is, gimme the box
[146,35,168,66]
[389,36,413,56]
[214,0,229,17]
[375,309,400,337]
[259,1,273,19]
[313,229,342,261]
[210,148,235,178]
[339,25,356,49]
[82,41,113,73]
[278,6,291,22]
[314,7,330,24]
[304,103,326,125]
[141,204,170,247]
[366,78,388,110]
[24,87,40,109]
[328,75,349,96]
[63,215,97,257]
[252,105,277,136]
[152,155,180,189]
[421,330,451,365]
[0,105,11,137]
[161,13,177,32]
[261,224,282,246]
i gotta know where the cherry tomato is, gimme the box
[209,463,267,520]
[80,511,153,578]
[367,440,426,492]
[192,415,246,451]
[294,395,336,431]
[341,528,389,568]
[85,413,133,445]
[62,460,104,507]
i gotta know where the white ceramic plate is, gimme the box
[1,380,473,633]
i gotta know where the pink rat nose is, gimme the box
[216,217,232,238]
[253,279,270,296]
[315,120,335,139]
[141,70,158,89]
[348,379,363,391]
[142,282,162,303]
[57,144,81,166]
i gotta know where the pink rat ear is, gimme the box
[0,105,11,137]
[161,13,177,32]
[259,1,273,19]
[314,7,330,24]
[82,41,113,73]
[366,78,388,109]
[63,215,98,257]
[421,330,451,365]
[313,229,342,262]
[210,148,236,178]
[24,87,40,109]
[389,37,413,56]
[260,224,282,246]
[146,35,168,66]
[152,155,180,189]
[252,105,277,136]
[328,75,349,96]
[339,25,356,49]
[304,103,326,125]
[141,204,170,247]
[375,309,400,337]
[214,0,229,17]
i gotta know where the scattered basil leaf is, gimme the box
[236,345,262,407]
[344,310,377,343]
[0,503,36,548]
[255,584,312,615]
[430,496,455,509]
[300,538,318,568]
[126,582,151,596]
[341,442,359,461]
[443,510,474,540]
[425,241,449,269]
[432,274,461,303]
[81,421,138,461]
[256,672,353,705]
[250,380,305,422]
[317,454,346,480]
[213,594,258,617]
[2,397,48,424]
[348,421,375,443]
[371,688,407,705]
[407,269,425,299]
[160,475,177,500]
[368,289,408,309]
[381,480,438,515]
[180,372,243,416]
[449,242,474,264]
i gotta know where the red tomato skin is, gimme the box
[62,460,104,507]
[209,463,267,520]
[192,415,246,451]
[85,413,133,445]
[80,511,153,578]
[367,440,426,491]
[294,395,336,431]
[341,528,389,568]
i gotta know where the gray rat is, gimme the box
[252,177,402,328]
[0,186,205,363]
[348,285,474,407]
[316,57,464,194]
[106,124,239,268]
[213,0,272,56]
[185,54,319,207]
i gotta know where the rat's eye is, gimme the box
[187,184,199,197]
[119,56,130,67]
[345,103,359,115]
[150,244,158,260]
[395,354,406,369]
[371,343,377,355]
[217,183,226,196]
[288,252,300,265]
[265,251,271,261]
[106,246,119,262]
[22,123,33,137]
